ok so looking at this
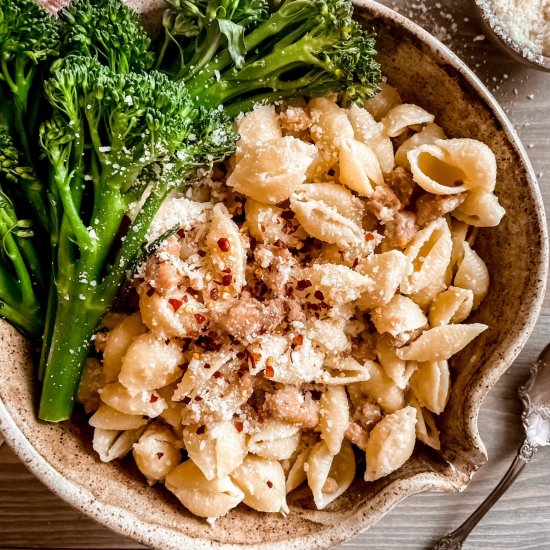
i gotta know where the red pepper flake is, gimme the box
[365,232,375,241]
[165,339,171,345]
[169,298,183,312]
[213,371,222,379]
[222,267,232,273]
[235,421,244,433]
[146,287,155,297]
[236,350,246,359]
[195,396,203,402]
[177,228,185,238]
[314,290,324,301]
[265,365,274,378]
[217,237,230,252]
[285,284,294,297]
[222,274,232,286]
[210,288,219,301]
[274,239,287,249]
[182,396,191,405]
[266,480,273,488]
[250,237,257,251]
[281,210,295,220]
[196,425,206,435]
[292,334,304,347]
[182,295,189,303]
[194,313,206,324]
[297,279,312,291]
[150,394,159,403]
[198,250,207,257]
[203,363,211,369]
[156,452,164,460]
[260,225,266,233]
[352,257,359,268]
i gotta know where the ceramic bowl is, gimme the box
[0,1,548,549]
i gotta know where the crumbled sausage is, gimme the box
[416,192,467,227]
[94,331,108,353]
[383,211,418,248]
[143,236,181,295]
[352,399,382,431]
[385,166,416,207]
[264,386,319,428]
[385,326,424,348]
[345,421,369,450]
[365,185,401,222]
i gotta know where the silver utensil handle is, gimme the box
[431,439,537,550]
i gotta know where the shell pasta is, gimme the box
[79,88,503,521]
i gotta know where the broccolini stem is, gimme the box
[38,278,57,381]
[0,297,41,339]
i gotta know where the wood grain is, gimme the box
[1,1,549,548]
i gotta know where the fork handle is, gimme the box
[431,438,537,550]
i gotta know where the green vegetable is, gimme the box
[38,57,235,421]
[0,0,60,229]
[59,0,154,73]
[0,126,44,338]
[159,0,381,115]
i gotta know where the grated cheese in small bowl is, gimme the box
[474,0,550,71]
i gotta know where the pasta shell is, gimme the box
[360,360,405,413]
[410,360,450,414]
[286,446,313,494]
[452,189,506,228]
[133,424,182,483]
[309,96,354,149]
[371,294,428,337]
[307,440,356,510]
[165,460,244,519]
[394,123,446,169]
[119,333,185,391]
[429,286,474,327]
[365,406,417,481]
[231,455,288,514]
[226,136,316,204]
[396,323,488,362]
[248,420,301,460]
[339,138,384,196]
[235,105,281,161]
[356,250,409,310]
[400,218,452,295]
[363,83,402,120]
[383,104,435,138]
[318,356,372,385]
[408,138,497,195]
[291,183,365,249]
[348,104,394,174]
[93,426,146,463]
[454,242,490,309]
[100,382,167,418]
[319,386,350,455]
[89,403,148,431]
[375,336,416,390]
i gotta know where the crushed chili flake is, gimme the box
[292,334,304,347]
[217,237,230,252]
[182,295,188,303]
[222,267,232,273]
[194,313,206,324]
[236,350,246,359]
[182,396,191,405]
[285,284,294,297]
[150,394,159,403]
[235,421,244,433]
[314,290,324,301]
[196,425,206,435]
[281,210,295,220]
[260,225,266,233]
[168,298,183,312]
[198,250,207,257]
[222,274,232,286]
[146,287,155,297]
[213,371,222,379]
[210,288,220,301]
[203,363,211,369]
[156,452,164,459]
[265,365,274,378]
[165,339,171,345]
[177,228,185,238]
[297,279,312,291]
[273,239,287,249]
[266,480,273,488]
[195,396,203,402]
[365,232,375,241]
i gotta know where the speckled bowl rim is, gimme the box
[0,1,548,549]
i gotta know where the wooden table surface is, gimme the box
[1,1,549,549]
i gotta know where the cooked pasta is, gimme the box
[80,90,504,521]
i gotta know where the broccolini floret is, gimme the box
[59,0,154,73]
[38,58,235,421]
